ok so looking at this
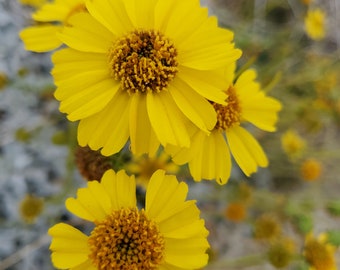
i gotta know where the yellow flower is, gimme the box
[267,237,296,268]
[253,214,282,241]
[224,202,247,223]
[281,129,306,160]
[48,169,209,269]
[300,158,322,181]
[304,233,337,270]
[51,0,241,156]
[19,194,44,223]
[125,152,179,188]
[19,0,87,52]
[304,8,326,41]
[168,69,282,184]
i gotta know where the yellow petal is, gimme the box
[86,0,134,36]
[226,126,268,176]
[177,66,228,104]
[147,91,190,147]
[163,219,208,239]
[32,2,69,21]
[48,223,90,269]
[164,238,209,269]
[189,131,231,184]
[52,49,108,84]
[169,78,217,132]
[70,259,96,270]
[101,169,137,210]
[146,170,189,221]
[129,93,160,156]
[59,12,113,53]
[59,78,120,121]
[19,25,63,52]
[77,90,130,156]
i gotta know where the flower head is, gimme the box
[168,69,282,184]
[303,233,337,270]
[48,169,209,269]
[224,202,247,223]
[304,8,326,41]
[253,214,282,241]
[300,158,322,181]
[51,0,241,156]
[267,237,296,268]
[125,151,179,188]
[19,0,87,52]
[19,194,44,223]
[281,129,306,160]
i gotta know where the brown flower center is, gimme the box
[108,30,178,94]
[304,239,335,269]
[88,208,165,269]
[212,86,242,130]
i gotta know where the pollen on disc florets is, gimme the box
[108,30,178,94]
[212,86,242,130]
[88,208,165,270]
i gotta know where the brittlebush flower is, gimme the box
[304,233,337,270]
[281,129,306,160]
[224,202,247,223]
[168,69,281,184]
[51,0,241,156]
[267,237,296,268]
[48,169,209,269]
[19,194,44,223]
[304,8,326,41]
[300,158,322,181]
[125,152,179,188]
[19,0,87,52]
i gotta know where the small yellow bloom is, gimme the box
[125,152,179,188]
[304,8,326,40]
[300,158,322,181]
[0,72,8,89]
[19,194,44,223]
[268,237,296,268]
[281,129,306,160]
[48,169,209,269]
[224,202,247,223]
[304,233,337,270]
[253,214,282,241]
[168,69,282,184]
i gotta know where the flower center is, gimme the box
[64,3,87,25]
[108,30,178,94]
[304,240,334,269]
[88,208,165,270]
[212,86,242,130]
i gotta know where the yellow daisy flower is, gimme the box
[125,151,179,188]
[300,158,322,182]
[304,8,326,41]
[19,0,87,52]
[51,0,241,156]
[281,129,306,160]
[168,69,282,184]
[48,169,209,269]
[304,233,337,270]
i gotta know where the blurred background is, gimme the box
[0,0,339,269]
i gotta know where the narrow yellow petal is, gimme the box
[32,2,69,21]
[177,66,229,104]
[59,12,113,53]
[19,25,63,52]
[86,0,134,36]
[77,90,130,156]
[147,91,190,147]
[48,223,90,269]
[169,78,217,132]
[101,169,136,210]
[226,126,268,176]
[164,238,209,268]
[129,93,160,156]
